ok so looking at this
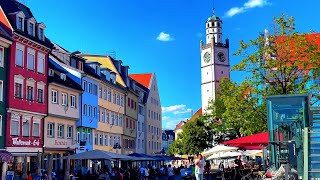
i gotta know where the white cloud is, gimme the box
[225,0,269,17]
[162,104,186,113]
[157,32,174,42]
[226,7,245,17]
[162,104,194,129]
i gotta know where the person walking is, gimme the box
[167,165,174,180]
[194,154,205,180]
[234,155,242,180]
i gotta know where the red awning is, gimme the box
[222,132,268,150]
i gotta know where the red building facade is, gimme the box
[0,0,52,168]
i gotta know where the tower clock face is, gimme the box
[203,52,211,63]
[217,52,226,62]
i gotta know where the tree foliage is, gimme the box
[233,14,320,104]
[202,14,320,142]
[168,118,212,155]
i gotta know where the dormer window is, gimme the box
[79,61,83,71]
[28,23,34,36]
[37,23,46,41]
[39,28,44,40]
[60,73,66,81]
[17,17,23,30]
[15,11,26,31]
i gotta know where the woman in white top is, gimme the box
[145,167,149,180]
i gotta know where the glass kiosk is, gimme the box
[267,95,310,179]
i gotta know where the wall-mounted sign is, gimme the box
[12,137,40,146]
[54,140,67,146]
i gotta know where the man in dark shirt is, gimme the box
[234,155,242,180]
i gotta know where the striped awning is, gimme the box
[0,150,13,162]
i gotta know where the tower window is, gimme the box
[221,71,223,74]
[217,22,220,27]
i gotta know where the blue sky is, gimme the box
[23,0,320,130]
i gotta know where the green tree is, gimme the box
[204,78,267,140]
[203,14,320,141]
[233,14,320,104]
[170,118,212,155]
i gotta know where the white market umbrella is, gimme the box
[207,151,243,160]
[202,145,238,156]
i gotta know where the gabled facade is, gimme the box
[80,54,125,154]
[162,130,175,154]
[130,73,162,155]
[0,0,53,170]
[44,57,82,171]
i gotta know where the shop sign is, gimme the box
[12,137,40,146]
[54,140,67,146]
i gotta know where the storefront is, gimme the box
[5,111,44,178]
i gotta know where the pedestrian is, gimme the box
[194,154,205,180]
[234,155,242,180]
[167,164,174,180]
[180,165,186,179]
[27,171,32,180]
[145,166,149,180]
[139,166,145,180]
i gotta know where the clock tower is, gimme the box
[200,9,230,113]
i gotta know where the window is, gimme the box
[119,115,123,127]
[128,97,130,107]
[60,73,66,81]
[88,129,92,144]
[0,47,4,67]
[107,89,111,101]
[110,135,113,146]
[27,49,35,70]
[105,135,108,146]
[67,126,73,138]
[47,123,54,137]
[106,111,110,124]
[129,119,132,129]
[39,28,44,41]
[142,123,144,132]
[58,124,64,138]
[28,22,34,36]
[77,131,80,142]
[116,93,120,105]
[99,86,102,98]
[83,104,87,115]
[148,125,150,133]
[113,92,116,104]
[138,122,140,131]
[88,106,92,117]
[70,95,76,108]
[37,89,44,103]
[27,86,34,101]
[134,102,137,110]
[51,90,58,103]
[88,83,92,93]
[114,136,116,145]
[95,133,98,145]
[37,53,45,74]
[11,115,20,136]
[93,107,97,118]
[115,114,118,126]
[16,44,24,67]
[33,121,40,137]
[82,129,86,141]
[100,134,103,145]
[14,82,23,98]
[61,93,68,106]
[93,85,97,95]
[142,140,144,148]
[103,89,107,100]
[49,69,54,76]
[17,16,23,30]
[148,110,150,118]
[82,81,87,91]
[111,112,115,125]
[22,119,30,136]
[101,110,105,122]
[121,96,124,107]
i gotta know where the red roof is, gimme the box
[222,132,268,150]
[174,121,185,130]
[129,73,153,89]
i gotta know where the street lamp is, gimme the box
[113,143,122,168]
